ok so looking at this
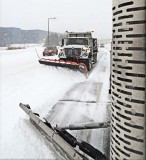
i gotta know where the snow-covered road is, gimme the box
[0,45,110,159]
[45,47,111,158]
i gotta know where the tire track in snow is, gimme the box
[44,48,111,157]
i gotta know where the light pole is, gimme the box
[48,17,56,47]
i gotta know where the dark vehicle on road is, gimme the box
[43,46,58,56]
[100,43,105,48]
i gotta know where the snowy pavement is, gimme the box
[0,45,110,159]
[45,47,111,158]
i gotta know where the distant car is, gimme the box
[43,46,58,56]
[100,43,105,48]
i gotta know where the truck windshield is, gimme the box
[66,38,88,45]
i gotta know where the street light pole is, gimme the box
[48,17,56,47]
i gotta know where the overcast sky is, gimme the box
[0,0,112,39]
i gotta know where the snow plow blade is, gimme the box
[19,103,87,160]
[19,103,107,160]
[39,58,88,77]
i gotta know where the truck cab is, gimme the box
[59,31,98,71]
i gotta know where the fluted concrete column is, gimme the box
[111,0,146,159]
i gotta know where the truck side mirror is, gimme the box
[62,39,64,46]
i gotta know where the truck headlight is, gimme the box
[82,48,86,51]
[82,53,88,57]
[59,53,64,56]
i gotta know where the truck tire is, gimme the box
[86,58,92,71]
[93,54,97,64]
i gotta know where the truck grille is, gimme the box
[65,48,81,57]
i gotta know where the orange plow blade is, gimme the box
[39,58,88,77]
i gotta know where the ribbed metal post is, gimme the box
[111,0,146,160]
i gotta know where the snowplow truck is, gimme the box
[58,31,98,71]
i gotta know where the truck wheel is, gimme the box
[93,54,97,64]
[86,58,92,71]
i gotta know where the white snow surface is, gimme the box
[0,45,110,159]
